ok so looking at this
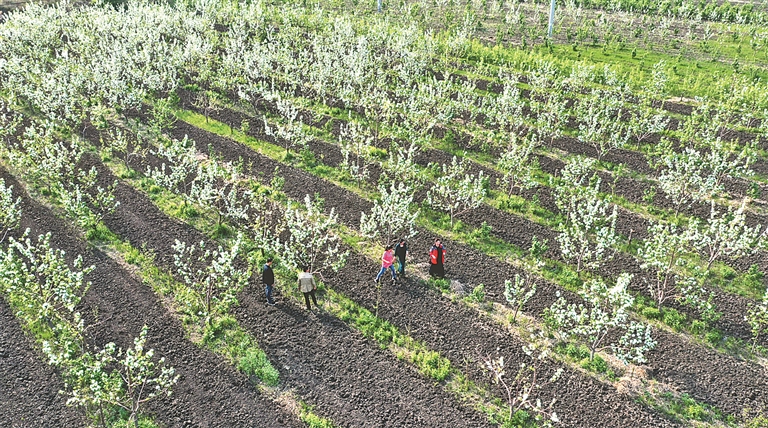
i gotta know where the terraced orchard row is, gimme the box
[1,0,768,427]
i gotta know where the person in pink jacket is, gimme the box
[375,245,397,284]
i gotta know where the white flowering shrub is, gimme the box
[172,233,250,326]
[483,340,561,426]
[263,96,310,155]
[552,156,599,211]
[553,157,617,274]
[245,189,285,255]
[557,194,618,275]
[0,232,92,325]
[426,156,486,228]
[381,141,422,189]
[613,322,656,367]
[689,200,764,271]
[149,97,178,138]
[102,127,145,169]
[7,123,83,192]
[644,61,669,102]
[626,106,669,144]
[658,139,754,214]
[66,326,178,426]
[60,166,120,231]
[530,77,568,143]
[575,91,631,160]
[0,232,91,365]
[657,146,704,214]
[483,72,525,134]
[638,222,700,309]
[360,182,419,247]
[190,160,252,228]
[0,179,21,243]
[148,135,199,203]
[504,274,537,322]
[338,120,374,188]
[361,87,397,146]
[275,194,348,277]
[548,274,655,363]
[498,133,539,195]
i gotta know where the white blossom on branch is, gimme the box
[275,194,348,277]
[360,182,419,247]
[426,156,486,228]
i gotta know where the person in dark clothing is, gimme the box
[429,238,446,278]
[394,239,408,277]
[298,266,318,310]
[262,258,276,306]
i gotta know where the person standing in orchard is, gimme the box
[429,238,446,278]
[298,266,319,310]
[262,258,276,306]
[375,245,397,284]
[394,239,408,278]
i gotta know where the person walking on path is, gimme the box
[394,239,408,277]
[262,258,276,306]
[375,245,398,284]
[429,238,446,278]
[298,266,319,310]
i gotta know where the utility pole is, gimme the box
[547,0,556,38]
[377,0,382,12]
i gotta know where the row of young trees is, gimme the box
[143,128,349,279]
[3,0,762,234]
[0,117,121,234]
[0,181,177,427]
[226,14,761,232]
[547,155,768,363]
[553,156,765,312]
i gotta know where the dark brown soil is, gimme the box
[93,117,680,427]
[328,252,679,428]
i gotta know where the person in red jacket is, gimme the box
[429,238,446,278]
[375,245,397,284]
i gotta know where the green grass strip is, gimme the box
[299,402,337,428]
